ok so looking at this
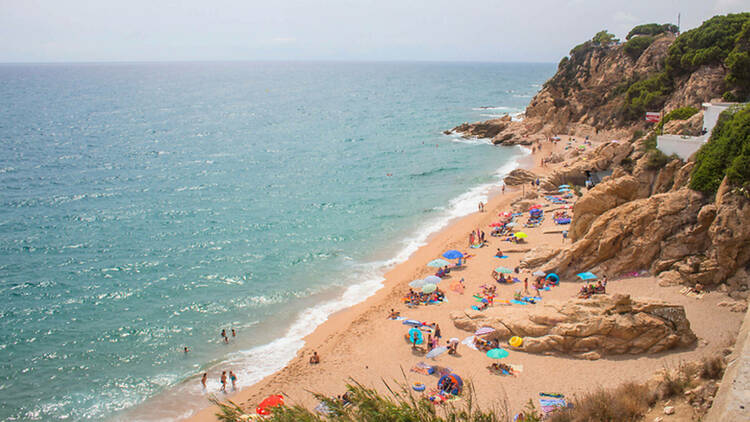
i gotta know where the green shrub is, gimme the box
[640,133,657,151]
[665,13,750,77]
[646,149,672,170]
[630,130,645,143]
[622,73,671,121]
[656,106,699,133]
[690,104,750,193]
[725,20,750,101]
[626,23,678,40]
[623,36,655,59]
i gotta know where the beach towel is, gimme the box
[539,392,564,398]
[470,244,482,249]
[495,255,509,259]
[314,402,334,415]
[462,336,478,350]
[539,398,568,414]
[510,299,529,305]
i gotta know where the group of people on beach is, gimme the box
[220,328,236,344]
[201,370,238,393]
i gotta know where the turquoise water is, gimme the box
[0,62,554,420]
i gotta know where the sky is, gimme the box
[0,0,747,63]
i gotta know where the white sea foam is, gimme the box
[471,106,512,111]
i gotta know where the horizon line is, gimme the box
[0,58,557,66]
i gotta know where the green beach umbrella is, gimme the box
[487,348,509,359]
[494,267,513,274]
[427,259,451,268]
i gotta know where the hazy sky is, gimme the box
[0,0,747,63]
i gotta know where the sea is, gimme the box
[0,61,554,421]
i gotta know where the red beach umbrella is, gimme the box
[256,394,284,415]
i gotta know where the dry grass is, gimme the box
[547,382,655,422]
[700,355,725,380]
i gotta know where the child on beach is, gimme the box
[220,371,227,392]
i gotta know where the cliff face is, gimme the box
[448,32,728,143]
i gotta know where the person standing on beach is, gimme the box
[229,371,237,391]
[502,184,505,194]
[201,373,207,391]
[434,324,441,340]
[231,328,236,338]
[220,371,227,392]
[221,329,228,343]
[523,278,529,294]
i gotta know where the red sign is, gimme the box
[645,112,661,123]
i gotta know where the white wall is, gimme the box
[657,134,707,160]
[702,103,734,132]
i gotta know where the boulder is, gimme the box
[504,169,538,186]
[520,247,561,269]
[448,117,510,139]
[662,111,704,136]
[450,294,696,358]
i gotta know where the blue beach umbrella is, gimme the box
[423,275,442,284]
[558,188,571,192]
[558,184,570,188]
[486,348,510,359]
[442,250,464,259]
[576,272,597,280]
[545,273,560,282]
[427,259,451,268]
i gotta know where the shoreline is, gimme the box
[186,131,741,421]
[122,142,533,421]
[182,137,551,421]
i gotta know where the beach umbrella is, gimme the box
[489,222,503,227]
[486,348,509,359]
[256,394,284,415]
[442,250,464,259]
[532,270,546,277]
[427,259,450,268]
[402,319,422,326]
[514,232,528,239]
[576,272,598,281]
[494,266,513,274]
[449,337,460,344]
[558,188,571,192]
[408,327,424,345]
[505,222,518,227]
[409,279,427,288]
[424,275,442,284]
[421,283,437,293]
[426,346,449,359]
[558,184,570,188]
[474,326,495,336]
[545,273,560,282]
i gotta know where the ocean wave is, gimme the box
[471,106,512,111]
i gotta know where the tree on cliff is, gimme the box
[626,23,678,40]
[592,30,618,46]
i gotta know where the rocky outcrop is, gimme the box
[663,111,704,136]
[663,65,727,112]
[447,115,511,140]
[504,168,538,186]
[543,188,707,277]
[520,247,562,269]
[451,294,696,359]
[539,140,634,191]
[569,175,641,241]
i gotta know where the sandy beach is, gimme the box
[186,134,743,420]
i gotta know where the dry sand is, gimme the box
[187,136,743,420]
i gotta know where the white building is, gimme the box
[656,102,739,160]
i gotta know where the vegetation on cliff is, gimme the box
[656,106,699,133]
[621,13,750,120]
[626,23,679,40]
[690,104,750,193]
[623,35,655,59]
